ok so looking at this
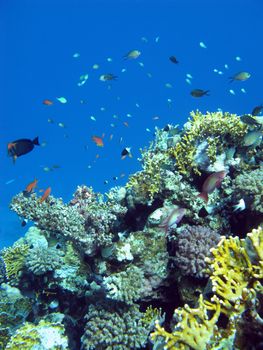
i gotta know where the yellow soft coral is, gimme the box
[151,226,263,350]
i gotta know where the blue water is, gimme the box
[1,0,262,248]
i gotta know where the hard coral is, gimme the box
[232,168,263,213]
[152,226,263,349]
[1,242,29,283]
[170,111,248,175]
[26,246,63,275]
[103,265,144,305]
[81,303,149,350]
[5,319,69,350]
[0,284,32,348]
[174,225,221,278]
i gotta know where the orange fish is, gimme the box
[25,179,38,193]
[92,136,104,147]
[43,99,53,106]
[40,187,51,203]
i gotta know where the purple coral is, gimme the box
[174,225,221,278]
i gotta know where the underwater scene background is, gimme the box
[0,0,263,349]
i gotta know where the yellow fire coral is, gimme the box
[151,295,221,350]
[169,111,248,175]
[151,226,263,350]
[2,243,29,282]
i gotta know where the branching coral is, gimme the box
[151,226,263,349]
[81,303,149,350]
[152,295,221,350]
[169,111,248,175]
[126,148,170,203]
[26,246,63,275]
[103,265,144,305]
[174,225,221,278]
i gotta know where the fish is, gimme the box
[99,74,118,81]
[8,137,40,162]
[243,130,262,147]
[233,199,246,212]
[229,71,251,83]
[124,50,141,60]
[198,171,227,202]
[121,147,132,159]
[43,99,53,105]
[252,105,263,116]
[21,218,28,227]
[123,121,129,127]
[169,56,179,64]
[40,187,51,203]
[25,179,38,193]
[92,135,104,147]
[240,114,263,126]
[190,89,210,97]
[158,206,186,235]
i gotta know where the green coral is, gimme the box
[169,111,248,175]
[151,226,263,349]
[5,319,69,349]
[1,242,29,283]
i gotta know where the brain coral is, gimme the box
[174,225,221,278]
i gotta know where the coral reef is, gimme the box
[173,225,221,278]
[4,111,263,350]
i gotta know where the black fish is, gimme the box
[8,137,40,162]
[252,105,263,116]
[190,89,210,97]
[169,56,179,64]
[121,147,132,159]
